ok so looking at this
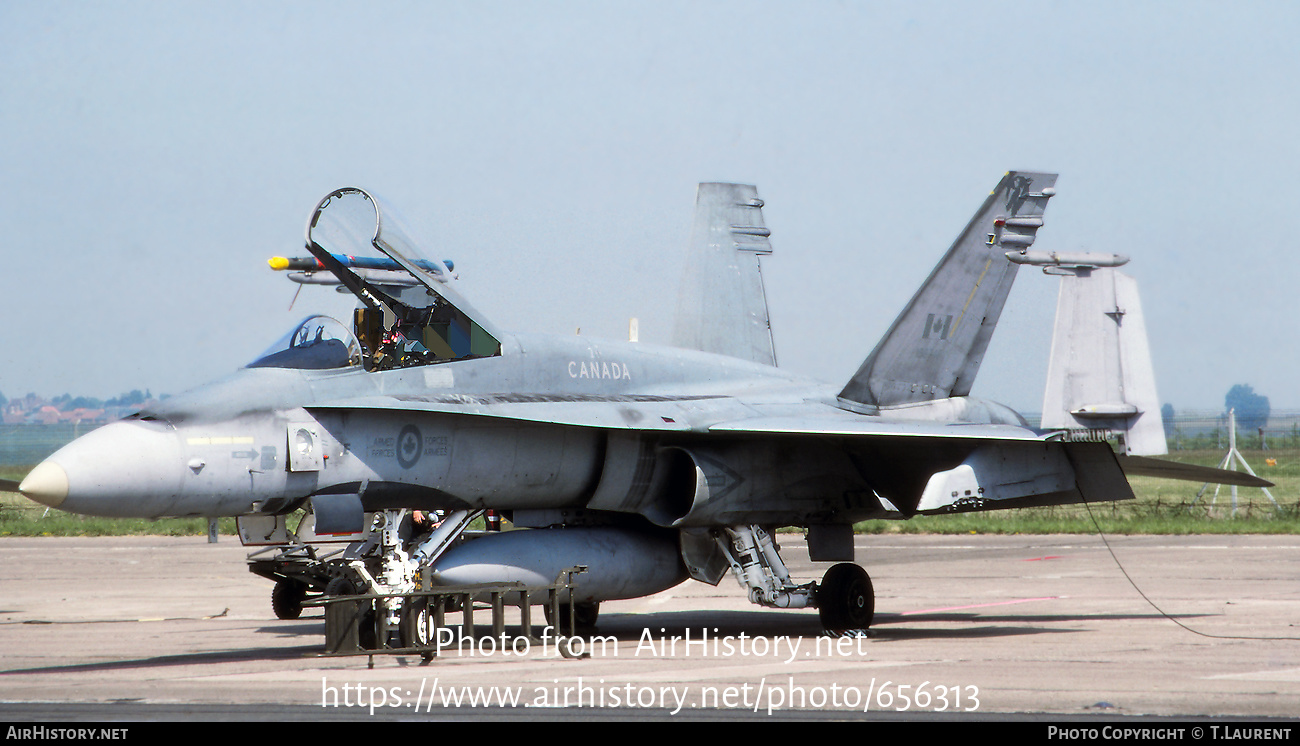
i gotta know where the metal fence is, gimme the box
[1160,410,1300,452]
[0,424,103,468]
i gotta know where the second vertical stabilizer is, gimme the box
[1040,266,1166,456]
[673,183,777,367]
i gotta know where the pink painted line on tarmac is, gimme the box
[1022,555,1063,561]
[902,596,1061,615]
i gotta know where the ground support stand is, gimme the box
[311,566,589,667]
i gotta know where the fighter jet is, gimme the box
[15,175,1266,638]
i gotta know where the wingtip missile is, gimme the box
[268,254,455,279]
[269,256,325,272]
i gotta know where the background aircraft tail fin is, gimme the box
[672,183,777,366]
[839,171,1058,407]
[1040,266,1167,455]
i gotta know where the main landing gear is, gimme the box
[716,525,876,632]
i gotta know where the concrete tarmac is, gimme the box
[1,533,1298,720]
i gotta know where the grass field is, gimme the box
[0,465,239,537]
[2,448,1295,537]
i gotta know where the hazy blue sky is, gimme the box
[2,1,1297,413]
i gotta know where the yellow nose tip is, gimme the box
[268,256,290,271]
[19,462,69,508]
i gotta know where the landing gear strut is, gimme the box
[715,526,817,609]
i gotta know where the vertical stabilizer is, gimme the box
[673,183,777,366]
[839,172,1057,407]
[1040,266,1166,455]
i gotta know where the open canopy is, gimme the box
[304,188,502,369]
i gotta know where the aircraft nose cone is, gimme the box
[29,421,184,517]
[19,461,69,508]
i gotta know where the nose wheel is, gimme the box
[325,575,378,650]
[400,597,433,648]
[816,563,874,632]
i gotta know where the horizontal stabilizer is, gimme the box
[840,171,1057,407]
[1117,455,1275,488]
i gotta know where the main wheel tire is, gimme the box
[573,601,599,629]
[399,598,432,648]
[543,601,600,633]
[271,578,307,620]
[324,576,377,650]
[817,563,874,631]
[324,576,357,597]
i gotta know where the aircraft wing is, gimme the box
[708,416,1048,440]
[307,394,1051,442]
[306,394,750,432]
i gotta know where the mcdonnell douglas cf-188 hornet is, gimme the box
[15,174,1267,638]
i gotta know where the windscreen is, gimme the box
[247,315,361,370]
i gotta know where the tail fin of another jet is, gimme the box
[839,171,1058,408]
[1040,266,1167,456]
[673,183,777,367]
